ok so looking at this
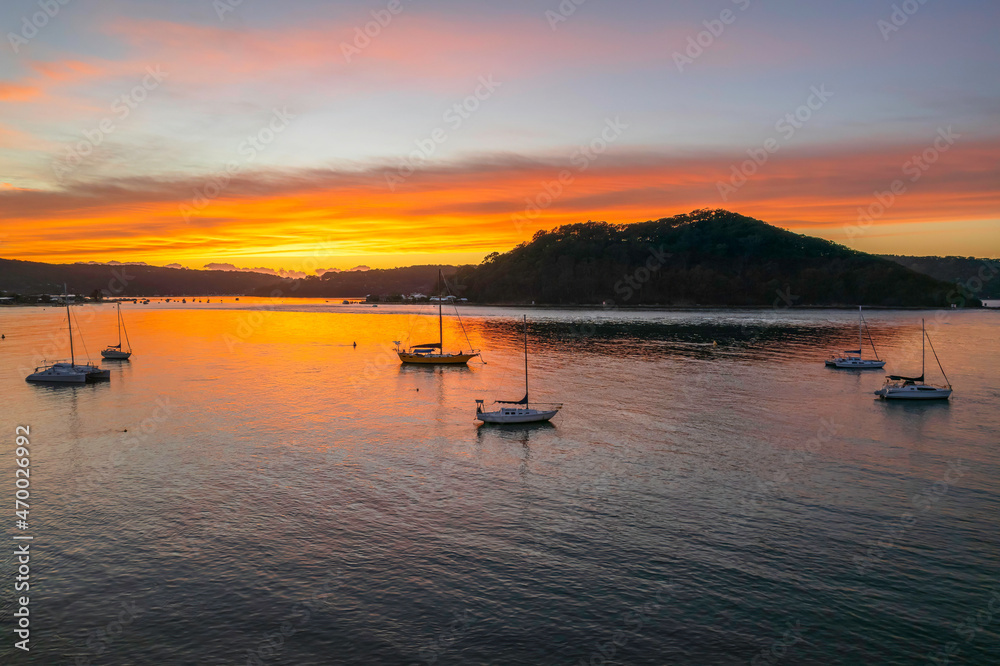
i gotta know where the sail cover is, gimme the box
[497,393,528,405]
[844,349,862,354]
[413,342,442,348]
[888,374,923,382]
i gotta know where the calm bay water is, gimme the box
[1,301,998,664]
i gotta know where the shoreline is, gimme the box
[2,298,996,311]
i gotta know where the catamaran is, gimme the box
[25,362,88,383]
[476,315,561,424]
[874,319,952,400]
[395,269,479,364]
[102,301,133,359]
[826,306,885,369]
[26,289,109,383]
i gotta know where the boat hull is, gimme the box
[26,371,87,383]
[833,359,885,369]
[101,350,132,359]
[476,408,559,424]
[26,362,90,383]
[875,385,952,400]
[398,352,477,365]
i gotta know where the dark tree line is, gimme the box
[253,265,462,298]
[881,255,1000,299]
[0,210,985,306]
[0,258,279,297]
[455,209,973,307]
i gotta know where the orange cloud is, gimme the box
[2,135,998,267]
[0,82,42,102]
[30,59,105,83]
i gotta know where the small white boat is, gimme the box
[875,319,952,400]
[101,347,132,360]
[875,382,952,400]
[826,306,885,369]
[475,404,561,424]
[476,315,561,424]
[101,301,132,359]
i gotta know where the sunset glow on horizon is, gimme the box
[2,0,998,272]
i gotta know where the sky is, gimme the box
[1,0,998,273]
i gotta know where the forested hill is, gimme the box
[455,209,973,307]
[0,258,459,299]
[0,258,280,297]
[881,255,1000,300]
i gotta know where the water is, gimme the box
[1,302,998,664]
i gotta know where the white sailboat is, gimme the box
[476,315,561,424]
[102,301,133,359]
[27,290,108,383]
[826,306,885,369]
[874,319,952,400]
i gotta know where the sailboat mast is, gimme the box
[117,302,122,347]
[922,318,926,377]
[925,327,951,387]
[859,306,863,357]
[121,303,131,352]
[523,315,529,409]
[438,269,443,349]
[861,309,880,361]
[65,284,74,365]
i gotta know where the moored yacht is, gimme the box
[26,288,109,383]
[476,316,561,424]
[102,301,133,359]
[875,319,952,400]
[396,269,479,365]
[826,306,885,369]
[26,362,88,383]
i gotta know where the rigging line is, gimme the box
[924,330,951,386]
[469,318,515,405]
[398,303,436,348]
[71,308,91,363]
[457,312,483,363]
[397,306,421,347]
[121,304,132,351]
[440,273,485,363]
[860,311,879,360]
